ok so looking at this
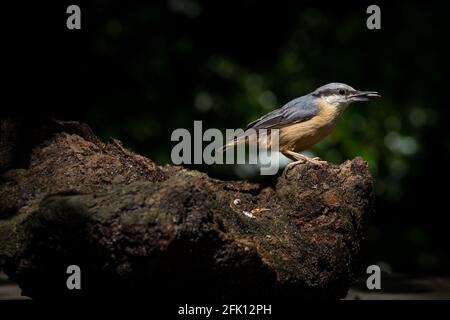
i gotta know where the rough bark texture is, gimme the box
[0,119,373,300]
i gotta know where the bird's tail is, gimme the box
[217,136,247,153]
[217,130,270,154]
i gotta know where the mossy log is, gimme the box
[0,119,373,300]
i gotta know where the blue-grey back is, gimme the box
[245,94,320,130]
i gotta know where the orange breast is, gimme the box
[278,99,343,152]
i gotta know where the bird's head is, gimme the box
[311,82,381,109]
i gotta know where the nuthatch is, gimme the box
[224,83,380,167]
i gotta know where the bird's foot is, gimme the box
[284,154,326,175]
[310,156,325,163]
[285,159,306,171]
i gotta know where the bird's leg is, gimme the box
[284,150,325,170]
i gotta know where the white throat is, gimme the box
[323,94,349,109]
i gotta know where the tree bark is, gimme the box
[0,119,373,300]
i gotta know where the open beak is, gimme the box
[349,90,381,102]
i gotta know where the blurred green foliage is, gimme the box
[81,1,449,275]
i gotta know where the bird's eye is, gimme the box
[339,89,346,95]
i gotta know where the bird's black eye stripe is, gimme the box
[313,88,349,96]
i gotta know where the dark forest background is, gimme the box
[3,0,450,278]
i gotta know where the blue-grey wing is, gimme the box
[245,96,319,130]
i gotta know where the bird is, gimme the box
[222,82,380,168]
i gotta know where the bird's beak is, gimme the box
[349,90,381,102]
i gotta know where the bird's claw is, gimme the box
[286,159,305,170]
[284,160,304,177]
[284,156,325,176]
[306,157,326,166]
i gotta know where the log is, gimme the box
[0,119,373,300]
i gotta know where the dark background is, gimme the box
[3,0,450,278]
